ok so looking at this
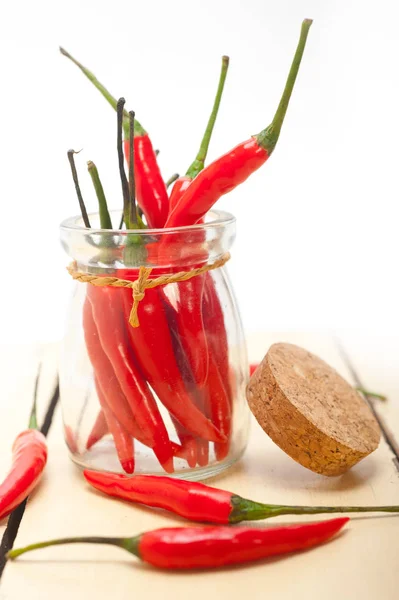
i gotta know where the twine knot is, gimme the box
[67,253,230,328]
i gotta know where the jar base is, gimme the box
[69,445,246,482]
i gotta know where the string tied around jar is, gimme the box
[67,253,230,328]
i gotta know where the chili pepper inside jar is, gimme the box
[60,209,250,479]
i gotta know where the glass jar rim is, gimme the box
[60,209,235,235]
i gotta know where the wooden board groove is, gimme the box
[337,340,399,473]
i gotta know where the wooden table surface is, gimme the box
[0,333,398,599]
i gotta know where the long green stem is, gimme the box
[7,536,140,560]
[60,47,145,138]
[186,55,229,179]
[271,504,399,517]
[67,150,91,228]
[230,495,399,523]
[87,161,112,229]
[257,19,312,154]
[28,365,41,429]
[357,387,387,401]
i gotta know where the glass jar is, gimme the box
[60,209,249,480]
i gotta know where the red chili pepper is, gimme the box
[87,287,174,473]
[60,47,168,228]
[168,176,191,214]
[123,136,168,228]
[204,353,231,461]
[94,378,134,474]
[168,55,229,215]
[7,518,349,569]
[165,20,312,228]
[82,297,151,446]
[119,281,225,443]
[174,276,209,388]
[166,304,208,467]
[83,472,399,523]
[86,409,108,450]
[0,392,47,521]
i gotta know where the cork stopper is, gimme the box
[246,343,381,476]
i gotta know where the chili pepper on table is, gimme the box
[0,378,47,521]
[60,47,168,228]
[83,472,399,523]
[165,19,312,228]
[7,517,348,569]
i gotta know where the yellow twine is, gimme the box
[67,253,230,328]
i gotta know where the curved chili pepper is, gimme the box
[87,287,174,473]
[7,518,349,569]
[119,282,225,443]
[0,430,47,521]
[60,47,168,228]
[83,472,399,523]
[165,20,312,228]
[86,409,108,450]
[94,378,134,474]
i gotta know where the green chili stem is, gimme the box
[166,173,180,188]
[7,536,140,560]
[128,111,138,227]
[257,19,312,154]
[87,161,112,229]
[60,47,145,138]
[230,495,399,523]
[356,387,387,401]
[186,55,229,179]
[28,365,41,430]
[117,98,131,228]
[67,150,91,228]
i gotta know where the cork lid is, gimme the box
[246,343,381,476]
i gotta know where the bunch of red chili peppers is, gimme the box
[60,19,314,476]
[5,20,399,573]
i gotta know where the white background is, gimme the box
[1,0,398,344]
